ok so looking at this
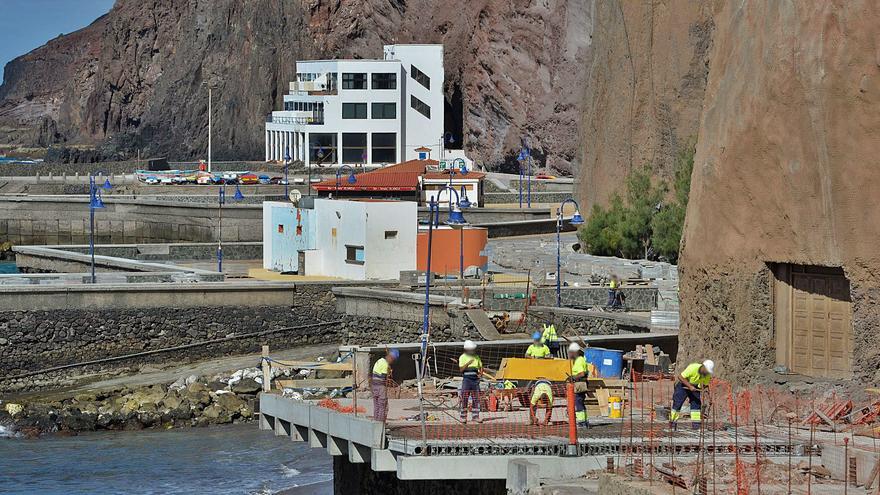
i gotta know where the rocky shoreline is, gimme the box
[1,370,270,438]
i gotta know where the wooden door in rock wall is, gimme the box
[790,270,853,378]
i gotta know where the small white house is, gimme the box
[263,198,417,280]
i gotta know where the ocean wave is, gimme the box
[0,424,17,438]
[280,465,301,478]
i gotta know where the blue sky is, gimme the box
[0,0,115,82]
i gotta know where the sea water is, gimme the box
[0,423,332,494]
[0,262,16,274]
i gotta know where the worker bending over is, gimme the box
[526,332,551,358]
[542,322,561,357]
[568,343,594,428]
[529,379,554,426]
[371,348,399,422]
[671,359,714,429]
[459,340,484,423]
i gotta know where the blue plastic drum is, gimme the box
[598,349,624,378]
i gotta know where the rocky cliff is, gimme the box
[576,0,715,207]
[678,0,880,383]
[0,0,595,172]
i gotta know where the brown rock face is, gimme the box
[576,0,715,208]
[678,1,880,383]
[0,0,598,171]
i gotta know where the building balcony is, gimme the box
[266,113,325,125]
[289,81,337,96]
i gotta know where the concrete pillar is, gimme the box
[337,131,343,166]
[304,132,310,169]
[265,130,270,162]
[366,133,372,166]
[506,459,539,495]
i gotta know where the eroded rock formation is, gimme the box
[0,0,596,173]
[678,0,880,383]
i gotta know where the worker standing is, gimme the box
[670,359,714,429]
[529,378,554,426]
[371,348,399,422]
[607,274,620,308]
[542,322,561,357]
[525,332,551,358]
[568,343,594,428]
[459,340,484,423]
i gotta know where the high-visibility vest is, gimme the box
[541,324,558,343]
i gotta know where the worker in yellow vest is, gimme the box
[670,360,714,429]
[371,348,399,422]
[541,322,560,357]
[459,340,484,423]
[529,379,554,426]
[568,343,594,428]
[525,332,551,358]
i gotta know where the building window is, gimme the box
[296,225,303,236]
[342,73,367,90]
[410,95,431,119]
[309,133,337,164]
[325,72,337,92]
[342,103,368,119]
[278,224,284,233]
[371,103,396,119]
[284,101,293,111]
[384,231,398,239]
[345,245,365,265]
[410,65,430,90]
[371,133,396,163]
[371,73,397,90]
[342,133,367,164]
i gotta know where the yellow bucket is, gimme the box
[608,396,623,418]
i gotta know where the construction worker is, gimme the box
[607,274,620,308]
[568,342,594,428]
[459,340,483,423]
[371,348,399,422]
[498,379,517,411]
[541,322,561,357]
[670,359,714,429]
[525,332,551,358]
[529,378,554,425]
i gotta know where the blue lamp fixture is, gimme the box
[458,186,471,209]
[555,198,584,307]
[335,165,357,198]
[88,172,112,283]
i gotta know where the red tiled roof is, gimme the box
[312,159,435,192]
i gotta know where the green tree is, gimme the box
[578,143,695,262]
[651,145,695,262]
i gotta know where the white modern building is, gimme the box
[265,44,445,168]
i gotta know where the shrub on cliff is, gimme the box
[579,144,695,263]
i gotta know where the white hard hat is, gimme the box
[702,359,715,375]
[463,340,477,351]
[567,342,581,353]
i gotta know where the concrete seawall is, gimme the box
[0,196,261,244]
[1,196,555,244]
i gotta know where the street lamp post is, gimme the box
[207,85,213,173]
[217,183,245,273]
[335,165,357,198]
[88,172,112,283]
[556,198,585,307]
[283,147,291,198]
[420,190,468,374]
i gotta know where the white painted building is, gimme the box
[265,44,445,168]
[304,199,417,280]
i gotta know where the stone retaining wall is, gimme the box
[527,306,650,335]
[482,287,658,311]
[0,283,466,392]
